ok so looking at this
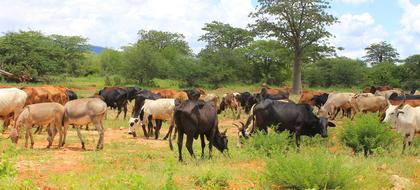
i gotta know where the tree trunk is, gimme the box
[291,50,302,94]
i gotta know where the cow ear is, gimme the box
[328,121,336,127]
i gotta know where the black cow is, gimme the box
[171,91,228,162]
[129,90,163,138]
[242,99,335,148]
[126,87,141,102]
[311,93,329,109]
[98,87,129,119]
[66,89,78,101]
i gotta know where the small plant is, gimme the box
[104,76,112,86]
[194,170,229,190]
[163,159,178,190]
[340,113,398,156]
[246,131,291,157]
[98,172,145,190]
[264,150,357,189]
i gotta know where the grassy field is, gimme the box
[0,77,419,189]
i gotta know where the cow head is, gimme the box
[317,117,336,138]
[214,129,228,153]
[128,117,140,137]
[382,105,398,125]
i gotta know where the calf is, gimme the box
[130,90,162,138]
[298,90,324,106]
[219,93,241,119]
[242,99,335,148]
[311,93,329,109]
[171,92,228,162]
[128,98,176,140]
[9,102,64,148]
[383,104,420,152]
[62,98,107,150]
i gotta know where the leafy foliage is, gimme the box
[199,21,254,50]
[0,30,88,80]
[193,169,229,190]
[251,0,337,93]
[363,41,399,65]
[340,114,398,156]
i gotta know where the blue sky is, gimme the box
[0,0,419,58]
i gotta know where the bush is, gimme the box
[340,114,398,156]
[264,150,357,189]
[245,131,291,157]
[194,170,229,190]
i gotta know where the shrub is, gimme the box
[245,131,291,157]
[264,150,357,189]
[194,170,229,190]
[340,113,398,156]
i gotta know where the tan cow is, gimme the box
[61,98,107,150]
[9,102,64,148]
[350,93,387,119]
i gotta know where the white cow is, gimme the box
[383,104,420,152]
[0,88,27,132]
[128,98,176,139]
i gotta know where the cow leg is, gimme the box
[55,121,63,149]
[29,126,34,149]
[154,120,162,140]
[200,134,206,159]
[185,135,195,159]
[208,130,216,159]
[295,131,301,151]
[177,131,184,162]
[94,120,105,150]
[163,119,174,140]
[62,121,69,147]
[75,126,86,150]
[34,125,42,134]
[85,124,89,131]
[123,103,128,120]
[25,124,30,148]
[332,108,339,120]
[141,124,148,138]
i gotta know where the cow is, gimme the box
[98,87,129,119]
[350,93,387,119]
[129,90,162,138]
[383,104,420,153]
[258,87,289,102]
[319,93,355,120]
[388,93,420,107]
[218,93,241,119]
[170,90,228,162]
[0,88,27,132]
[151,89,188,101]
[20,86,51,105]
[375,89,402,98]
[298,90,324,106]
[9,102,64,149]
[240,99,335,148]
[61,98,107,150]
[363,86,393,94]
[40,85,69,105]
[200,93,220,110]
[128,98,177,140]
[125,87,141,102]
[311,93,329,109]
[66,89,78,101]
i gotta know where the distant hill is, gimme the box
[88,45,106,54]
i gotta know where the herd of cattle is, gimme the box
[0,84,419,161]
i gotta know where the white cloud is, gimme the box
[338,0,373,5]
[0,0,254,52]
[329,13,388,58]
[395,0,420,58]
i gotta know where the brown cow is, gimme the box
[219,93,241,119]
[40,85,68,105]
[388,93,420,107]
[151,89,188,101]
[298,90,325,105]
[260,83,290,95]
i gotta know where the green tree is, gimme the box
[250,0,337,94]
[137,30,191,55]
[303,57,366,87]
[99,49,123,75]
[368,61,400,87]
[199,21,254,50]
[363,41,399,65]
[245,40,292,84]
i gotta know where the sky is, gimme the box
[0,0,419,59]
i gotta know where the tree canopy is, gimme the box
[363,41,399,65]
[199,21,254,50]
[250,0,337,94]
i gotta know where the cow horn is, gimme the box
[222,128,228,135]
